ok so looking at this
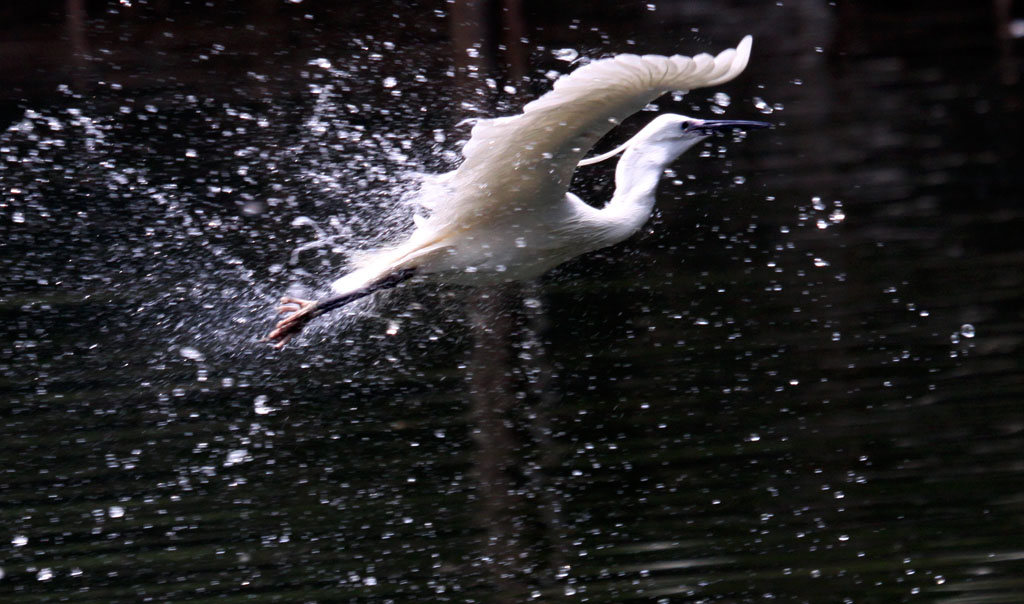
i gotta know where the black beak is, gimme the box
[697,119,772,134]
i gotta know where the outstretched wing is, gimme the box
[431,36,753,228]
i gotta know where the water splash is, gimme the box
[0,55,458,375]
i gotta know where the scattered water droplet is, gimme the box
[382,76,397,88]
[12,535,28,547]
[179,346,205,362]
[108,505,125,519]
[552,48,579,62]
[254,395,274,415]
[242,200,265,215]
[732,175,746,185]
[960,324,975,338]
[224,449,249,466]
[713,92,731,107]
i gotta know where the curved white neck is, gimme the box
[597,142,692,239]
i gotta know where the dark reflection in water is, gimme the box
[2,1,1024,602]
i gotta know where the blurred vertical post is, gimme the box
[451,2,567,595]
[66,0,88,90]
[500,0,569,578]
[450,0,530,598]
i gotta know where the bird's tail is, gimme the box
[331,226,452,296]
[330,265,389,296]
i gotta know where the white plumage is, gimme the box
[268,36,764,346]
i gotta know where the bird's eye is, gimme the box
[680,121,691,130]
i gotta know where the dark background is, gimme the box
[2,1,1023,602]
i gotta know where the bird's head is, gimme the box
[637,113,771,158]
[578,113,770,168]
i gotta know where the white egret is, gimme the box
[267,35,768,346]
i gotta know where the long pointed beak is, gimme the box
[697,119,772,134]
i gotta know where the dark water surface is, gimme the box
[3,1,1024,602]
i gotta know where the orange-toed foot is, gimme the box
[265,296,320,348]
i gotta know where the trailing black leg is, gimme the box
[315,268,417,314]
[265,268,418,348]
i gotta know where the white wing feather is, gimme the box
[338,36,753,287]
[432,35,753,228]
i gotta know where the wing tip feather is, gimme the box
[459,35,755,164]
[703,35,753,87]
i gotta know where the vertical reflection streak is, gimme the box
[451,1,563,598]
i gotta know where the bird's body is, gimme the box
[267,36,767,346]
[332,186,621,288]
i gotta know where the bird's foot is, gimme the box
[265,296,319,348]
